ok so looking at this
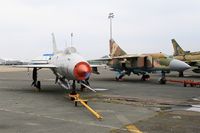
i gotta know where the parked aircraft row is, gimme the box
[90,39,191,84]
[11,33,193,94]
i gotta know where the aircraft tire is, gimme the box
[159,78,166,84]
[141,74,150,81]
[36,81,41,91]
[179,71,184,77]
[115,77,119,81]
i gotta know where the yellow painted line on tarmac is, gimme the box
[125,124,143,133]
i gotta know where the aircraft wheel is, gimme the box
[70,97,75,101]
[115,77,119,81]
[75,101,78,107]
[141,75,150,81]
[36,81,41,91]
[80,84,85,91]
[179,71,184,77]
[115,77,122,81]
[159,78,166,84]
[184,81,187,87]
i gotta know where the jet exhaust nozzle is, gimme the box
[73,62,92,80]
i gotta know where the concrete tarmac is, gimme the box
[0,66,200,133]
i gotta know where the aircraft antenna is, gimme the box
[51,32,57,54]
[70,33,73,47]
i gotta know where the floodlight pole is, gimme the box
[108,13,114,40]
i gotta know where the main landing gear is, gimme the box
[115,74,125,81]
[69,80,77,100]
[115,71,128,81]
[159,71,166,84]
[31,68,41,91]
[179,71,184,77]
[141,74,150,81]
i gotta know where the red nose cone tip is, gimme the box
[73,62,92,80]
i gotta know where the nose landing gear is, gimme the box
[159,71,166,84]
[141,74,150,81]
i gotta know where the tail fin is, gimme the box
[51,33,58,54]
[109,39,127,57]
[171,39,185,56]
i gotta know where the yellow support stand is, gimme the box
[68,93,103,120]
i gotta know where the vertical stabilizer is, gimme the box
[171,39,185,56]
[109,39,127,57]
[51,33,58,54]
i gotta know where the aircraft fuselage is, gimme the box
[107,53,190,73]
[50,48,91,81]
[175,54,200,64]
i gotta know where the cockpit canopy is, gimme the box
[64,47,77,54]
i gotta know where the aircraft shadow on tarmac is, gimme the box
[186,75,200,78]
[91,77,159,84]
[1,85,64,95]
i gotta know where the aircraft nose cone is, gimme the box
[169,59,191,71]
[73,62,92,80]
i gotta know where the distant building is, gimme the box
[4,60,23,65]
[0,58,24,65]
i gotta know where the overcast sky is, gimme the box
[0,0,200,61]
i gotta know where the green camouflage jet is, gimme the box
[90,39,190,84]
[172,39,200,76]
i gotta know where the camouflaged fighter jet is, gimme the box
[90,39,190,84]
[172,39,200,77]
